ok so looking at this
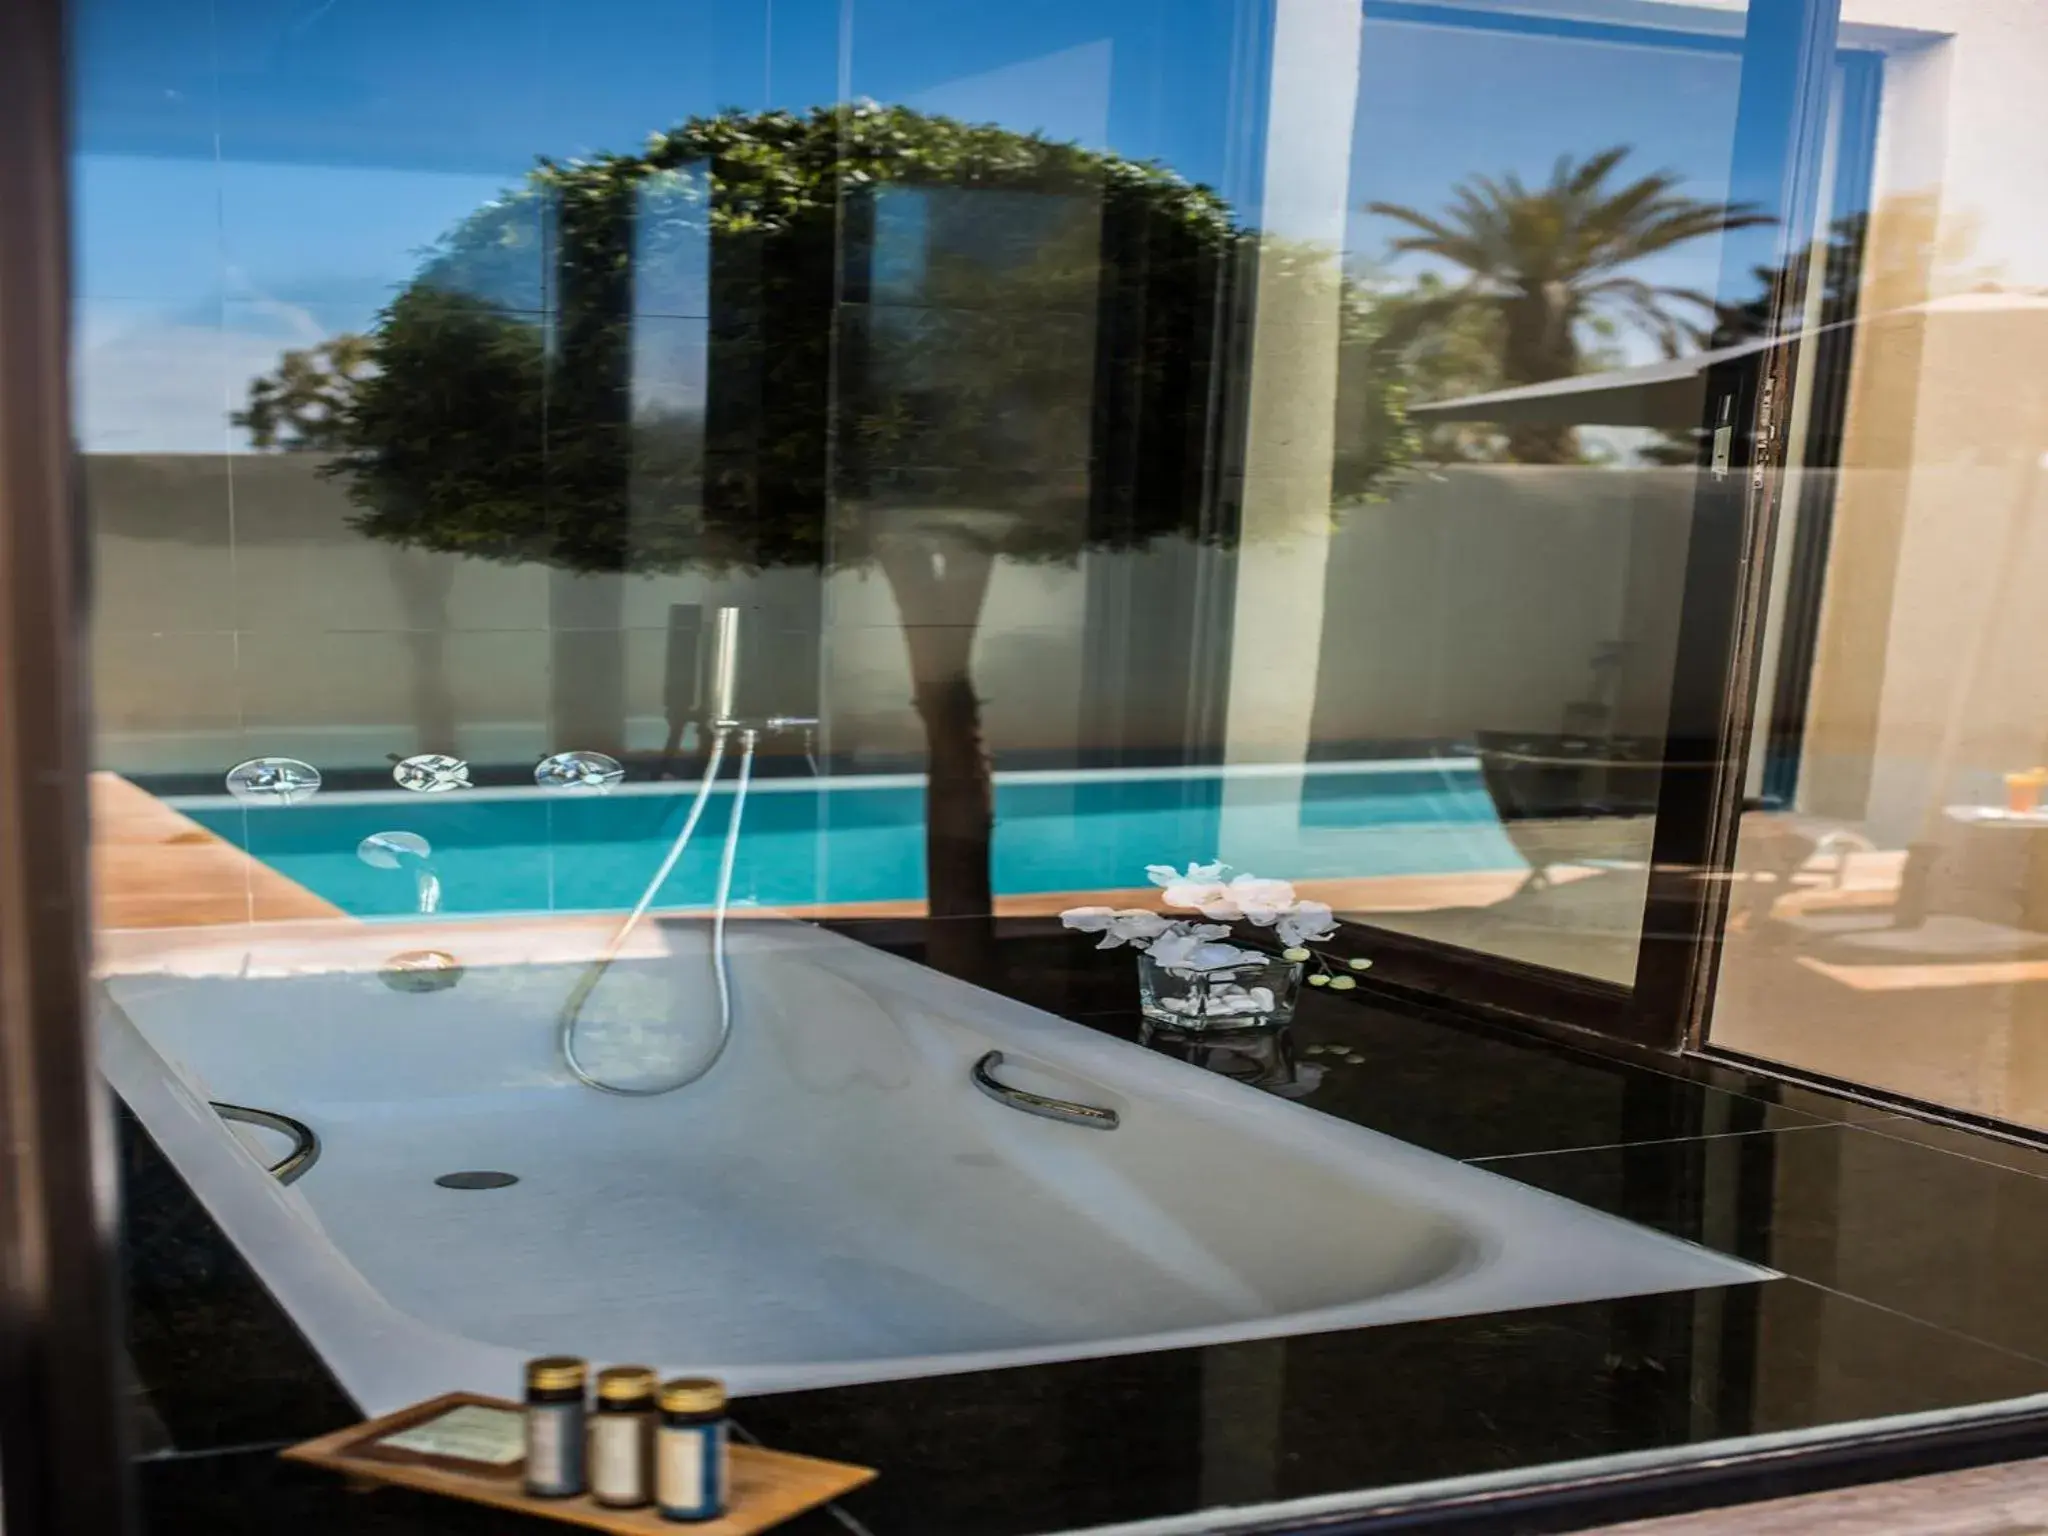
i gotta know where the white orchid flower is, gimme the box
[1224,874,1299,926]
[1060,906,1117,934]
[1149,861,1234,914]
[1063,906,1176,950]
[1146,930,1200,967]
[1105,909,1172,947]
[1147,923,1235,969]
[1276,899,1337,948]
[1173,883,1238,915]
[1147,860,1225,888]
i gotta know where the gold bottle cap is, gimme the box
[596,1365,658,1403]
[526,1356,588,1393]
[658,1377,726,1415]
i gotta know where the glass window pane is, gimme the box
[1708,11,2048,1132]
[70,0,2048,1529]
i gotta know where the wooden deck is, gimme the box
[90,772,343,931]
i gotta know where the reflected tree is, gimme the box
[1629,210,1888,467]
[1713,211,1869,346]
[1334,271,1504,477]
[1368,146,1770,463]
[234,104,1414,974]
[231,335,374,451]
[232,329,464,749]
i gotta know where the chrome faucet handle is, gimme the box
[535,750,625,793]
[762,717,822,777]
[225,757,322,805]
[392,753,471,793]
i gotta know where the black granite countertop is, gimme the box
[126,917,2048,1534]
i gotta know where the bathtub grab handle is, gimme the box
[210,1102,320,1185]
[971,1051,1120,1131]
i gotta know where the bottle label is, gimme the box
[657,1422,726,1517]
[590,1414,651,1505]
[524,1404,585,1496]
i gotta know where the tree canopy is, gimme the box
[232,333,373,452]
[319,102,1290,580]
[268,102,1420,960]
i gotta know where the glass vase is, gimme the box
[1135,949,1303,1039]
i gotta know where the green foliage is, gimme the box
[332,287,555,560]
[1329,282,1425,499]
[295,103,1382,578]
[1367,145,1769,462]
[1335,271,1504,476]
[231,334,374,451]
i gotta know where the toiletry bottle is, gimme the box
[523,1355,588,1498]
[655,1377,728,1521]
[590,1365,658,1508]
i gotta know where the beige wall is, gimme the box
[1311,466,1694,749]
[88,452,1092,776]
[92,451,1697,783]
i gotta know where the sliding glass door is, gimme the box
[1263,0,1850,1046]
[72,0,1857,1081]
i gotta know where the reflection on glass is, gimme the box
[1278,9,1766,986]
[82,4,1812,984]
[391,753,472,793]
[82,3,1812,984]
[1708,41,2048,1128]
[355,830,441,914]
[81,0,2043,1522]
[534,750,627,792]
[223,756,322,805]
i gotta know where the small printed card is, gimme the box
[373,1404,525,1466]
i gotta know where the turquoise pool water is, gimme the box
[180,760,1517,920]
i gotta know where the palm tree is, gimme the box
[1369,146,1770,462]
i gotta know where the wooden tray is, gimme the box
[282,1392,877,1534]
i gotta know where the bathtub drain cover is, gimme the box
[435,1171,518,1190]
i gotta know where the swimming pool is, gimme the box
[176,759,1519,919]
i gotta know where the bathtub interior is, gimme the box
[102,920,1770,1403]
[105,931,1477,1361]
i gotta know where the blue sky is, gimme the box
[73,0,1767,451]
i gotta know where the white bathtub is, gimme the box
[100,921,1769,1414]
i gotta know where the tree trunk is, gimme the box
[547,570,628,758]
[876,538,998,982]
[1501,286,1581,465]
[388,549,459,753]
